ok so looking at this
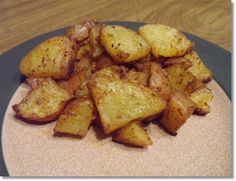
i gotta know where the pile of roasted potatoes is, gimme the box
[13,20,213,147]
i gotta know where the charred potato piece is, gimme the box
[139,24,193,57]
[20,36,76,80]
[100,25,151,63]
[184,51,212,83]
[88,76,166,134]
[54,98,95,137]
[12,78,72,122]
[162,57,192,70]
[149,62,172,101]
[160,92,196,136]
[165,64,205,95]
[189,87,213,115]
[112,121,152,147]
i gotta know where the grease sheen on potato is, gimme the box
[100,25,151,63]
[20,36,76,79]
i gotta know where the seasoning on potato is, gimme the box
[12,20,214,147]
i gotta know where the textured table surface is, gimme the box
[0,0,231,54]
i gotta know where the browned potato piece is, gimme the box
[58,57,92,95]
[54,98,95,137]
[26,78,45,89]
[189,87,213,115]
[76,44,91,60]
[184,51,212,83]
[100,25,151,63]
[125,70,149,87]
[88,76,166,134]
[20,36,76,80]
[139,24,193,57]
[94,54,116,71]
[12,78,72,122]
[162,57,192,70]
[165,64,205,95]
[160,92,196,136]
[112,121,152,147]
[149,62,172,101]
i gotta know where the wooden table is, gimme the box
[0,0,231,54]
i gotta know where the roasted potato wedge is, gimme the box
[165,64,205,95]
[93,65,127,79]
[112,121,153,147]
[139,24,193,57]
[88,76,166,134]
[100,25,151,63]
[76,44,91,60]
[12,78,72,122]
[189,87,213,115]
[54,98,95,137]
[20,36,76,79]
[184,51,212,83]
[160,92,196,135]
[149,62,172,101]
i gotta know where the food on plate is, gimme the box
[112,121,153,147]
[165,64,205,95]
[184,51,212,83]
[100,25,151,63]
[189,87,213,115]
[54,98,95,137]
[88,76,166,134]
[12,20,214,147]
[12,78,72,122]
[20,36,76,80]
[148,62,172,101]
[160,92,196,136]
[139,24,193,57]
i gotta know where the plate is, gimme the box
[0,21,232,176]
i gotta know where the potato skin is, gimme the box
[54,98,95,137]
[139,24,193,58]
[20,36,76,80]
[88,76,166,134]
[12,78,73,122]
[100,25,151,63]
[112,121,153,147]
[160,92,196,136]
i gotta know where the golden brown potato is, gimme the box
[162,57,192,70]
[189,87,213,115]
[112,121,153,147]
[160,92,196,136]
[20,36,76,80]
[54,98,95,137]
[12,78,72,122]
[58,57,92,95]
[139,24,193,57]
[165,64,205,95]
[88,76,166,134]
[125,70,149,87]
[94,54,116,71]
[148,62,172,101]
[184,51,212,83]
[100,25,151,63]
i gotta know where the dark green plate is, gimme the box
[0,21,231,176]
